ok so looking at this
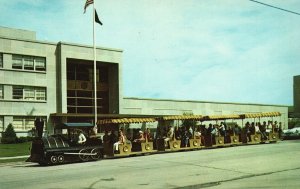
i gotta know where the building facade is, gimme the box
[0,26,122,136]
[121,97,288,128]
[0,26,289,137]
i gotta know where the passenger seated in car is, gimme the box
[260,121,268,140]
[249,122,255,135]
[164,126,174,147]
[144,128,153,141]
[181,129,189,147]
[113,130,125,152]
[255,123,261,135]
[110,130,118,144]
[207,124,213,135]
[103,130,110,144]
[219,122,226,136]
[194,128,201,139]
[78,130,87,144]
[126,129,133,141]
[211,125,218,136]
[134,130,145,142]
[245,122,251,142]
[233,124,241,135]
[175,127,182,140]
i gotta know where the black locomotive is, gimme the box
[27,123,103,165]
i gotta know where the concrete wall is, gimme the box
[121,97,289,129]
[0,26,36,41]
[0,36,57,132]
[0,27,123,136]
[57,42,123,114]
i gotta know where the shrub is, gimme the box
[16,137,28,143]
[1,124,17,144]
[16,136,33,143]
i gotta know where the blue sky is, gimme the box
[1,0,300,105]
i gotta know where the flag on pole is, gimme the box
[84,0,93,13]
[95,9,103,25]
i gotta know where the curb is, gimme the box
[0,155,29,160]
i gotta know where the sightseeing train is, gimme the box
[27,112,282,165]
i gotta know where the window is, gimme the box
[12,117,24,130]
[24,56,34,70]
[12,55,46,71]
[24,87,35,100]
[0,117,3,132]
[24,117,35,130]
[35,88,46,100]
[13,117,40,131]
[12,86,23,99]
[13,86,46,101]
[0,53,3,68]
[0,85,3,99]
[35,57,46,71]
[12,55,23,69]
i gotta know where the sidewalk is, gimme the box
[0,155,29,160]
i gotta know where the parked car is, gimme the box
[282,127,300,139]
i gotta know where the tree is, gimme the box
[1,123,17,144]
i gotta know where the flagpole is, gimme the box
[93,1,98,133]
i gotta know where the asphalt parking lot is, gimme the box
[0,140,299,189]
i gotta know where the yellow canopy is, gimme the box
[203,114,241,121]
[162,115,203,121]
[241,112,281,119]
[97,117,157,125]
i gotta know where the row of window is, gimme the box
[13,116,36,131]
[0,53,46,71]
[0,85,3,99]
[12,55,46,71]
[0,117,46,132]
[12,86,46,101]
[13,116,46,131]
[0,85,46,101]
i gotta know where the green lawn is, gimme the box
[0,142,31,157]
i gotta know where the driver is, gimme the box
[78,130,87,144]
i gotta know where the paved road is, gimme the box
[0,140,299,189]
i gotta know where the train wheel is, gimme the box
[58,155,64,163]
[193,141,198,146]
[91,148,102,160]
[145,144,151,151]
[50,156,58,164]
[173,142,178,148]
[123,146,129,152]
[79,149,89,161]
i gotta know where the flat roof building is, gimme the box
[0,26,122,135]
[0,26,289,136]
